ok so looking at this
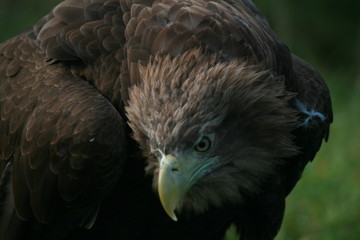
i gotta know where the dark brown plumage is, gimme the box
[0,1,332,240]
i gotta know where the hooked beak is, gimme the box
[157,153,217,221]
[158,154,183,221]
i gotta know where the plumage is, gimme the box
[0,0,332,240]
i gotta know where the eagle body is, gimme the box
[0,0,332,240]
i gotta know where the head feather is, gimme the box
[126,47,299,213]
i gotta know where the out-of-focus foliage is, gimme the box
[0,0,60,41]
[0,1,359,239]
[254,1,360,240]
[256,0,360,80]
[277,75,360,240]
[253,1,360,239]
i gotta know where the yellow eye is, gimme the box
[194,136,212,153]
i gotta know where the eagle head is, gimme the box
[126,48,298,221]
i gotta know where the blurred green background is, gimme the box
[0,0,359,239]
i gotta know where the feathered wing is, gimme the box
[281,54,333,196]
[33,0,128,109]
[292,54,333,143]
[0,2,127,239]
[0,0,334,239]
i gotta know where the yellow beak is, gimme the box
[158,154,183,221]
[157,152,217,221]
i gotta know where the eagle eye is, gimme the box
[194,136,212,153]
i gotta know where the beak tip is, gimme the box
[161,202,178,221]
[169,212,178,221]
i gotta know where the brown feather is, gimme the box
[0,1,332,239]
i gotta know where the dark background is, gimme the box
[0,0,359,239]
